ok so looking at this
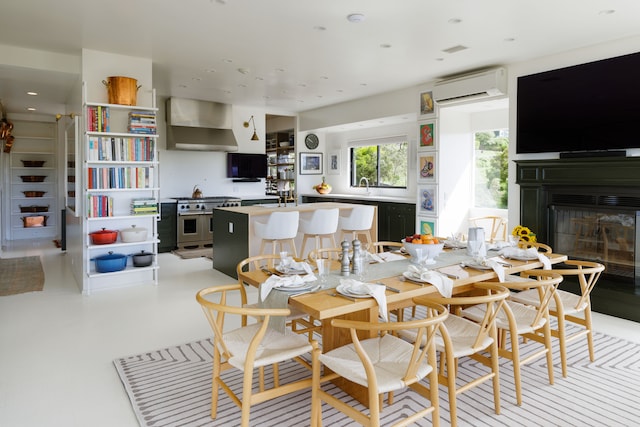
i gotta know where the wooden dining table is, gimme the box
[237,248,568,405]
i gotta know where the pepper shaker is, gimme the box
[351,239,362,276]
[341,240,351,276]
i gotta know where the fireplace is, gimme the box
[516,157,640,285]
[549,194,639,281]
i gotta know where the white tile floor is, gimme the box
[1,239,639,427]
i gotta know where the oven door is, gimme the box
[178,214,204,245]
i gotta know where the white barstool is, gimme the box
[298,208,339,259]
[253,211,299,257]
[338,205,375,245]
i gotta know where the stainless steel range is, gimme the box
[175,197,241,249]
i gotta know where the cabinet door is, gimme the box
[380,203,416,242]
[157,203,177,253]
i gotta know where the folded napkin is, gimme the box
[370,251,406,263]
[339,279,388,321]
[498,247,551,269]
[484,257,506,282]
[260,273,317,301]
[278,260,313,275]
[407,265,454,297]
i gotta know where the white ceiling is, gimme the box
[1,0,640,117]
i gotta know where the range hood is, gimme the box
[166,98,238,151]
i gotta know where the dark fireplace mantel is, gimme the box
[516,157,640,322]
[515,157,640,243]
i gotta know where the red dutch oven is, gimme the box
[90,228,118,245]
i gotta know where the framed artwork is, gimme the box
[418,184,437,216]
[419,90,436,118]
[418,217,437,236]
[300,152,323,175]
[418,121,436,150]
[327,150,340,175]
[417,152,436,182]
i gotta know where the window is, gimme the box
[474,130,508,209]
[350,140,408,188]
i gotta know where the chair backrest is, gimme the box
[416,282,509,351]
[237,253,284,278]
[300,208,340,234]
[544,260,604,310]
[329,302,448,388]
[340,205,375,230]
[372,241,403,253]
[505,270,564,328]
[258,211,299,239]
[307,247,343,265]
[470,216,507,243]
[518,240,553,254]
[196,284,291,369]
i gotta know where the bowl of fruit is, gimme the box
[313,177,332,194]
[402,234,444,264]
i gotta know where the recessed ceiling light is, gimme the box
[27,91,38,96]
[504,37,516,42]
[205,68,217,73]
[448,18,462,24]
[313,26,326,31]
[336,89,343,93]
[238,84,247,88]
[275,68,285,72]
[255,76,264,81]
[380,44,392,49]
[27,107,36,111]
[223,58,233,63]
[347,13,365,23]
[192,77,201,81]
[599,9,615,15]
[237,68,250,75]
[178,84,188,88]
[435,58,444,61]
[320,76,329,80]
[442,45,468,54]
[223,90,232,94]
[360,83,368,86]
[298,83,307,88]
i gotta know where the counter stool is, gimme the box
[338,205,375,245]
[298,208,339,259]
[254,211,299,257]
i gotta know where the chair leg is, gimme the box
[557,315,568,378]
[288,238,298,258]
[310,347,322,427]
[241,369,254,427]
[300,235,311,259]
[509,330,523,406]
[490,336,501,415]
[584,306,596,362]
[445,353,458,427]
[259,240,268,256]
[543,317,555,386]
[211,350,221,419]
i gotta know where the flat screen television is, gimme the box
[226,153,267,180]
[516,51,640,154]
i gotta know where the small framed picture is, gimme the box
[417,152,437,182]
[419,90,437,118]
[418,217,437,236]
[418,184,437,216]
[327,150,340,175]
[300,152,323,175]
[418,121,436,150]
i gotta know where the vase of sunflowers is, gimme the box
[512,225,536,243]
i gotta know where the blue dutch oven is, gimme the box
[93,251,127,273]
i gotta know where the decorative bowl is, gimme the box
[401,239,444,264]
[316,187,332,194]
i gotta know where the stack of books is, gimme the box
[87,106,110,132]
[128,111,156,134]
[87,195,113,218]
[131,198,158,216]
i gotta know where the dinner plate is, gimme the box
[275,281,315,292]
[443,240,467,249]
[336,284,372,298]
[502,254,539,261]
[402,271,429,283]
[276,265,308,275]
[463,261,493,270]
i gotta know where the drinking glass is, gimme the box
[316,258,329,287]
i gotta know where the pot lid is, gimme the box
[91,227,117,235]
[95,251,126,260]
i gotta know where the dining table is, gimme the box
[237,246,568,405]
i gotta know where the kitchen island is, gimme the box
[212,202,377,278]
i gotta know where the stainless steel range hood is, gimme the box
[166,98,238,151]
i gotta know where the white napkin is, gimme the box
[484,257,506,282]
[498,247,551,269]
[339,279,388,321]
[407,265,454,297]
[278,260,313,275]
[537,253,552,269]
[371,252,405,263]
[260,273,317,301]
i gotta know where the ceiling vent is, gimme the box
[433,67,507,105]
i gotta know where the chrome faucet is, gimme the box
[359,177,371,195]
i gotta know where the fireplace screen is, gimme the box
[552,207,637,279]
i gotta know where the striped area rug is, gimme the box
[114,325,640,427]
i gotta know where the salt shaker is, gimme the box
[341,240,351,276]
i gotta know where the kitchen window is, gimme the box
[349,137,408,188]
[474,129,509,209]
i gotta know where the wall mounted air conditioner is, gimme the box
[432,67,507,105]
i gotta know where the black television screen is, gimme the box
[226,153,267,179]
[516,51,640,154]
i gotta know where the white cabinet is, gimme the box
[81,82,159,294]
[8,121,57,240]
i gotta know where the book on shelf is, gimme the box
[87,136,155,161]
[87,106,110,132]
[87,194,114,218]
[128,111,157,134]
[131,198,158,215]
[87,166,153,189]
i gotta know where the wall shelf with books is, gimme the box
[81,81,160,294]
